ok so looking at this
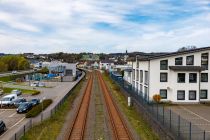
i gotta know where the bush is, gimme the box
[32,91,41,96]
[26,99,53,118]
[153,94,161,103]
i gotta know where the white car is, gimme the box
[0,94,18,106]
[38,82,45,87]
[11,89,22,96]
[31,81,39,87]
[11,71,17,74]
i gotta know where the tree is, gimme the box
[153,94,161,103]
[178,46,197,52]
[0,62,8,72]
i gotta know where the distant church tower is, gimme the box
[124,49,128,62]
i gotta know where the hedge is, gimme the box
[32,91,41,96]
[26,99,53,118]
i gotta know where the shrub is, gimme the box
[32,91,41,96]
[26,99,53,118]
[153,94,161,103]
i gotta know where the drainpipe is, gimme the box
[148,60,150,103]
[199,70,201,103]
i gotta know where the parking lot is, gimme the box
[0,109,25,132]
[167,105,210,131]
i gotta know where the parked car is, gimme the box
[11,89,22,96]
[0,94,18,106]
[10,98,27,107]
[38,82,45,87]
[17,102,33,113]
[0,120,6,134]
[30,81,39,87]
[11,71,17,74]
[29,99,40,106]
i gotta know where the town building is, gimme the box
[130,47,210,103]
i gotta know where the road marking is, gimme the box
[9,117,25,129]
[0,110,6,115]
[9,112,17,117]
[180,106,210,123]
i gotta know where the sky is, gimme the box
[0,0,210,54]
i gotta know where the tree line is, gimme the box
[0,55,30,72]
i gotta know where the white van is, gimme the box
[0,94,18,106]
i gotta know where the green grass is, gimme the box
[0,76,11,82]
[21,77,84,140]
[2,87,39,95]
[103,73,159,140]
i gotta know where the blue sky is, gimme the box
[0,0,210,54]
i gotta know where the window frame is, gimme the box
[200,90,208,99]
[177,90,185,100]
[189,90,196,100]
[189,73,197,83]
[201,73,208,82]
[201,53,209,70]
[160,60,168,70]
[160,89,167,99]
[186,55,194,65]
[177,73,185,83]
[144,71,148,85]
[160,73,168,82]
[175,57,183,65]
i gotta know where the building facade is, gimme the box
[131,47,210,103]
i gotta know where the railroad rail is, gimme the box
[67,73,93,140]
[97,71,133,140]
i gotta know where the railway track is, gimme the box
[66,73,93,140]
[97,71,133,140]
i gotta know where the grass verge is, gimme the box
[26,99,53,118]
[2,87,40,95]
[21,77,84,140]
[102,73,159,140]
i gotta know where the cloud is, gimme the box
[0,0,210,53]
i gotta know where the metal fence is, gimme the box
[110,73,210,140]
[9,73,85,140]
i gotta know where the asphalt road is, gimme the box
[0,70,34,78]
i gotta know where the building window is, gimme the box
[140,70,143,83]
[201,53,208,70]
[177,73,185,83]
[160,60,168,70]
[160,89,167,99]
[175,57,183,65]
[160,73,168,82]
[140,84,143,93]
[200,90,208,99]
[186,55,194,65]
[132,69,135,81]
[145,71,148,85]
[177,90,185,100]
[137,61,139,68]
[189,73,197,83]
[144,86,148,99]
[136,70,139,81]
[189,90,196,100]
[201,73,208,82]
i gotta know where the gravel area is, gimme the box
[57,77,88,140]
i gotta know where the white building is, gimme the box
[130,47,210,103]
[99,60,115,70]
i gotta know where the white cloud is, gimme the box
[0,0,210,53]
